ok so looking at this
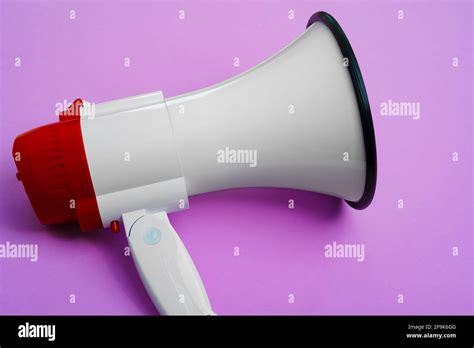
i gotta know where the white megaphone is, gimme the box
[12,11,376,315]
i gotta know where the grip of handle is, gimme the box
[123,210,215,315]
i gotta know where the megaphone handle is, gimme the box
[123,211,215,315]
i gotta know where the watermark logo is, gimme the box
[18,322,55,341]
[324,241,365,262]
[55,99,96,119]
[0,241,38,262]
[217,147,257,168]
[380,99,420,120]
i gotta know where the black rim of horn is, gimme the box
[307,11,377,210]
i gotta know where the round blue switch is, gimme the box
[143,227,161,245]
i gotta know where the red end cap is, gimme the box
[12,102,103,232]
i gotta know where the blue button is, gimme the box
[143,227,161,245]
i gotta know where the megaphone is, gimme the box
[12,11,376,315]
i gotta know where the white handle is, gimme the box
[123,210,215,315]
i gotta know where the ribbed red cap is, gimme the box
[12,100,103,231]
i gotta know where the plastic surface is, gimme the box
[80,93,189,227]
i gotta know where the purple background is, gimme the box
[0,0,472,315]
